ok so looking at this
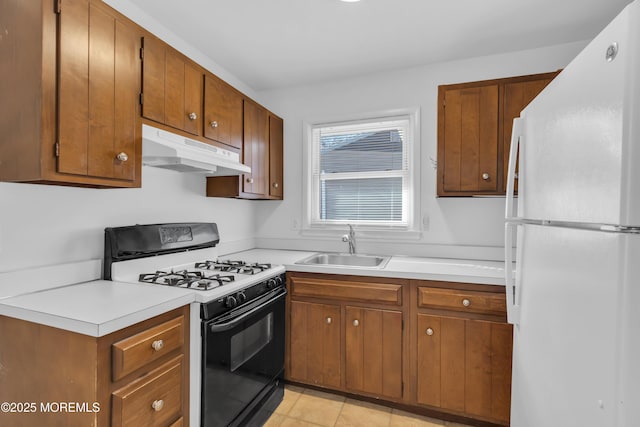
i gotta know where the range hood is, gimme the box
[142,124,250,176]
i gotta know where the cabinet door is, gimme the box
[269,115,284,199]
[417,314,465,411]
[142,37,202,136]
[242,100,269,196]
[440,85,499,194]
[289,301,341,388]
[416,314,513,423]
[141,35,165,124]
[502,78,554,192]
[164,50,202,136]
[203,75,243,149]
[58,0,139,182]
[345,306,402,399]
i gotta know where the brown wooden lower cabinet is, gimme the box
[416,314,512,423]
[289,300,341,388]
[286,273,512,427]
[0,306,189,427]
[344,306,402,399]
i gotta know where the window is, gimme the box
[305,110,418,230]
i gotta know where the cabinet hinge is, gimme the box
[443,99,446,107]
[139,93,143,105]
[55,0,62,14]
[139,47,144,60]
[54,142,60,157]
[401,382,404,396]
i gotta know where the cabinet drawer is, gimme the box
[291,277,402,306]
[418,287,506,315]
[112,355,183,427]
[112,316,184,381]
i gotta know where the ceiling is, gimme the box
[128,0,632,91]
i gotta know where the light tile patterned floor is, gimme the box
[265,385,473,427]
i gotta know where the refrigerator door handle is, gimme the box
[505,222,520,325]
[505,117,523,220]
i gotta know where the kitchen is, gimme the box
[0,0,636,426]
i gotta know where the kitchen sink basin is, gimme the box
[295,253,391,268]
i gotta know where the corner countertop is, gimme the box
[0,280,193,337]
[223,249,506,286]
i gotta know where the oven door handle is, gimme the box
[208,288,287,333]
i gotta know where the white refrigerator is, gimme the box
[505,1,640,426]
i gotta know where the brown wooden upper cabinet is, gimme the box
[206,104,284,200]
[0,0,142,188]
[242,100,270,197]
[437,71,558,196]
[142,35,203,137]
[203,74,243,149]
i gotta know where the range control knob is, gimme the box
[267,278,277,289]
[225,295,238,308]
[237,291,247,303]
[274,276,284,286]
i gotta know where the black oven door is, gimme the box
[201,287,286,427]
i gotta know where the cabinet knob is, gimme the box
[326,317,332,325]
[353,319,359,327]
[151,339,164,351]
[246,178,254,184]
[514,172,519,179]
[116,152,129,162]
[210,121,219,128]
[151,399,164,412]
[188,112,198,121]
[482,172,490,180]
[462,298,471,307]
[426,327,434,336]
[273,182,279,188]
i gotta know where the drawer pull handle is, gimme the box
[188,112,198,121]
[210,120,219,128]
[462,299,471,307]
[116,152,129,162]
[151,399,164,412]
[151,340,164,351]
[482,172,490,180]
[426,328,434,336]
[326,317,332,324]
[353,319,359,327]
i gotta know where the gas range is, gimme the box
[103,223,286,427]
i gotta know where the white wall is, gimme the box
[254,41,589,261]
[0,168,255,272]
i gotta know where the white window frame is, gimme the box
[301,107,421,237]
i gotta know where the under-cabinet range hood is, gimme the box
[142,124,250,176]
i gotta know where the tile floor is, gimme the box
[265,385,474,427]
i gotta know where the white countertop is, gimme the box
[0,280,193,337]
[225,249,506,286]
[0,249,505,337]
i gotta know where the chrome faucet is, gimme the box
[342,224,356,254]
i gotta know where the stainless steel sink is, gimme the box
[295,253,390,268]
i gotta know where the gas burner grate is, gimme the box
[138,270,235,290]
[194,260,272,275]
